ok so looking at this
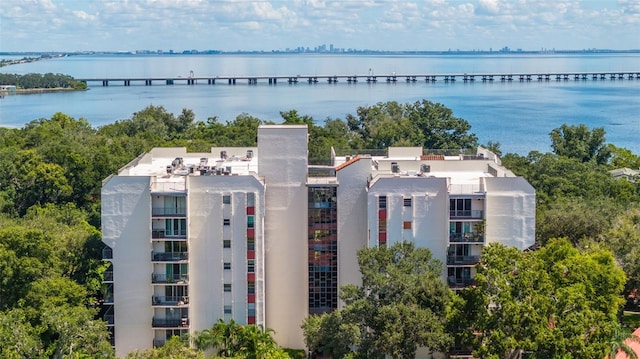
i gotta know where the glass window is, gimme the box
[247,216,255,228]
[378,196,387,209]
[248,282,255,295]
[223,240,231,248]
[223,219,230,226]
[248,303,256,317]
[223,195,231,204]
[247,259,255,273]
[224,305,232,314]
[247,193,255,207]
[404,198,412,207]
[223,262,231,270]
[224,284,231,292]
[247,238,255,251]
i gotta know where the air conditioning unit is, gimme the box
[391,162,400,173]
[220,150,227,160]
[420,164,431,173]
[246,150,253,159]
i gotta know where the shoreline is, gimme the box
[1,87,87,95]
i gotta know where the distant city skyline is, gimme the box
[1,0,639,53]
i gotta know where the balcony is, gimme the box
[151,251,188,262]
[152,317,190,328]
[449,210,483,219]
[152,230,187,240]
[103,269,113,282]
[152,296,189,306]
[152,274,189,284]
[103,246,113,260]
[447,278,476,289]
[449,233,484,243]
[153,339,166,348]
[447,255,481,265]
[152,207,186,217]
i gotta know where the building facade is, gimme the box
[102,126,535,356]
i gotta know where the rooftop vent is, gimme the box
[220,151,227,160]
[391,162,400,173]
[246,150,253,159]
[420,164,431,173]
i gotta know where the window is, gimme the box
[223,240,231,248]
[404,198,412,207]
[247,259,255,273]
[247,193,255,207]
[223,195,231,204]
[248,303,256,317]
[378,196,387,209]
[247,238,255,251]
[247,216,255,229]
[403,221,412,229]
[223,262,231,270]
[248,282,255,295]
[224,284,231,292]
[224,305,232,314]
[223,219,230,226]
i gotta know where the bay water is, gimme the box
[1,53,638,155]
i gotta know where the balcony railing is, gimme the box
[104,314,114,325]
[447,255,481,265]
[152,207,186,217]
[151,252,188,262]
[449,233,484,243]
[447,278,476,289]
[152,230,187,239]
[152,317,190,328]
[152,274,189,284]
[103,247,113,260]
[153,339,166,348]
[152,296,189,306]
[449,210,483,219]
[103,270,113,282]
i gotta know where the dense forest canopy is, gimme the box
[0,101,638,358]
[0,72,87,90]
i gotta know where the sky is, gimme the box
[1,0,639,53]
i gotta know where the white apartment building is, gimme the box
[102,126,535,357]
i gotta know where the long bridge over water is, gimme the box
[78,71,640,86]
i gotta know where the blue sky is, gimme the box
[1,0,639,52]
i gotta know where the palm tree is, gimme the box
[194,319,242,357]
[607,324,640,359]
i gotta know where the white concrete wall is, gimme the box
[367,177,449,271]
[258,125,308,349]
[187,175,265,333]
[484,177,536,250]
[336,157,372,297]
[102,176,153,358]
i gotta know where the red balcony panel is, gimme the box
[246,206,255,215]
[247,228,255,238]
[379,232,387,242]
[248,316,256,324]
[247,294,255,303]
[378,210,386,219]
[247,250,255,259]
[247,273,255,282]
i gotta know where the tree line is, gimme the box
[0,101,638,358]
[0,72,87,90]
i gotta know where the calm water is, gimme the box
[1,54,638,155]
